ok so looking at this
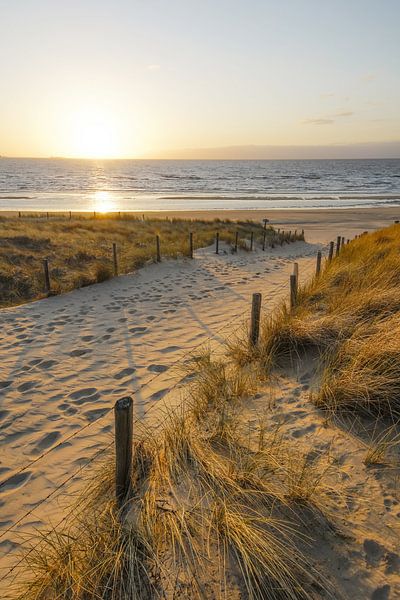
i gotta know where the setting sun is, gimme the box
[67,109,121,159]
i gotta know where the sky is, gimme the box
[0,0,399,159]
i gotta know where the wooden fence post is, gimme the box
[156,235,161,262]
[316,251,321,277]
[290,274,297,310]
[250,231,254,251]
[234,230,238,253]
[18,211,21,218]
[328,241,334,262]
[341,236,345,247]
[43,259,51,294]
[46,212,49,220]
[336,236,341,256]
[114,396,133,508]
[189,232,194,259]
[293,262,299,285]
[112,243,118,276]
[215,232,219,254]
[262,230,266,251]
[69,211,72,220]
[249,293,262,346]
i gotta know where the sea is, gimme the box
[0,158,399,212]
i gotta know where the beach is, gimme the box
[0,208,399,597]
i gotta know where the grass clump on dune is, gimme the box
[253,224,400,418]
[13,354,335,600]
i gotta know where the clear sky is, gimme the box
[0,0,399,158]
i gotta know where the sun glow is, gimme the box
[67,109,121,159]
[93,191,116,213]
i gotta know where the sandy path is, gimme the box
[0,235,329,592]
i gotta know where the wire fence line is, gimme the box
[0,233,331,587]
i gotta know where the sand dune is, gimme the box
[0,233,327,593]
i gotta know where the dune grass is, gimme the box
[0,215,302,308]
[12,353,335,600]
[249,224,400,419]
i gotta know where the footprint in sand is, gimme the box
[0,381,12,389]
[149,388,170,401]
[147,364,168,373]
[17,380,39,392]
[58,403,78,416]
[114,367,136,380]
[31,431,61,455]
[69,388,99,405]
[83,408,109,422]
[0,409,10,421]
[69,348,91,357]
[0,471,32,495]
[159,345,181,354]
[39,359,58,369]
[129,327,148,335]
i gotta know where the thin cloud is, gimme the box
[146,64,161,71]
[320,92,335,98]
[302,111,353,125]
[302,118,334,125]
[331,111,354,117]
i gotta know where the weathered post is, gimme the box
[234,230,239,253]
[215,232,219,254]
[328,241,334,262]
[112,242,118,276]
[18,211,21,218]
[262,230,266,251]
[316,251,322,277]
[93,211,96,219]
[341,236,345,247]
[336,236,341,256]
[249,293,262,347]
[290,274,297,310]
[250,231,254,251]
[43,259,51,294]
[69,211,72,220]
[46,212,49,220]
[293,262,299,285]
[156,235,161,262]
[263,218,268,230]
[114,396,133,508]
[189,232,194,259]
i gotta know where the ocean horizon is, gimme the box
[1,157,399,212]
